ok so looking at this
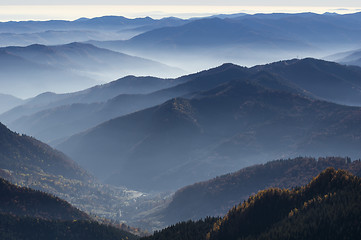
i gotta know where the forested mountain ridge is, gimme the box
[207,168,361,240]
[0,214,139,240]
[160,157,361,225]
[141,217,219,240]
[0,122,89,180]
[142,168,361,240]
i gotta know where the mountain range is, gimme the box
[0,16,188,46]
[4,58,361,144]
[0,58,360,192]
[57,75,361,191]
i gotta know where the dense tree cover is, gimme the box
[0,213,138,240]
[0,177,139,239]
[207,168,361,240]
[0,177,89,220]
[0,122,89,180]
[163,156,361,224]
[141,217,219,240]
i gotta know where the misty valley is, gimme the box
[1,11,361,240]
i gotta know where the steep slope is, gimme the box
[0,177,89,220]
[0,122,89,180]
[207,168,361,240]
[57,80,361,191]
[141,217,219,240]
[160,157,361,225]
[0,178,138,240]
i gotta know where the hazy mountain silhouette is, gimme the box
[91,12,361,71]
[326,47,361,68]
[57,79,361,191]
[0,93,23,114]
[0,16,188,46]
[0,42,184,98]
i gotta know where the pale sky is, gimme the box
[0,1,360,21]
[1,0,360,6]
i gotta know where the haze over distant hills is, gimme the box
[0,93,23,114]
[0,42,184,98]
[0,16,188,46]
[326,47,361,68]
[91,12,361,71]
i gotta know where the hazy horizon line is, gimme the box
[0,5,360,21]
